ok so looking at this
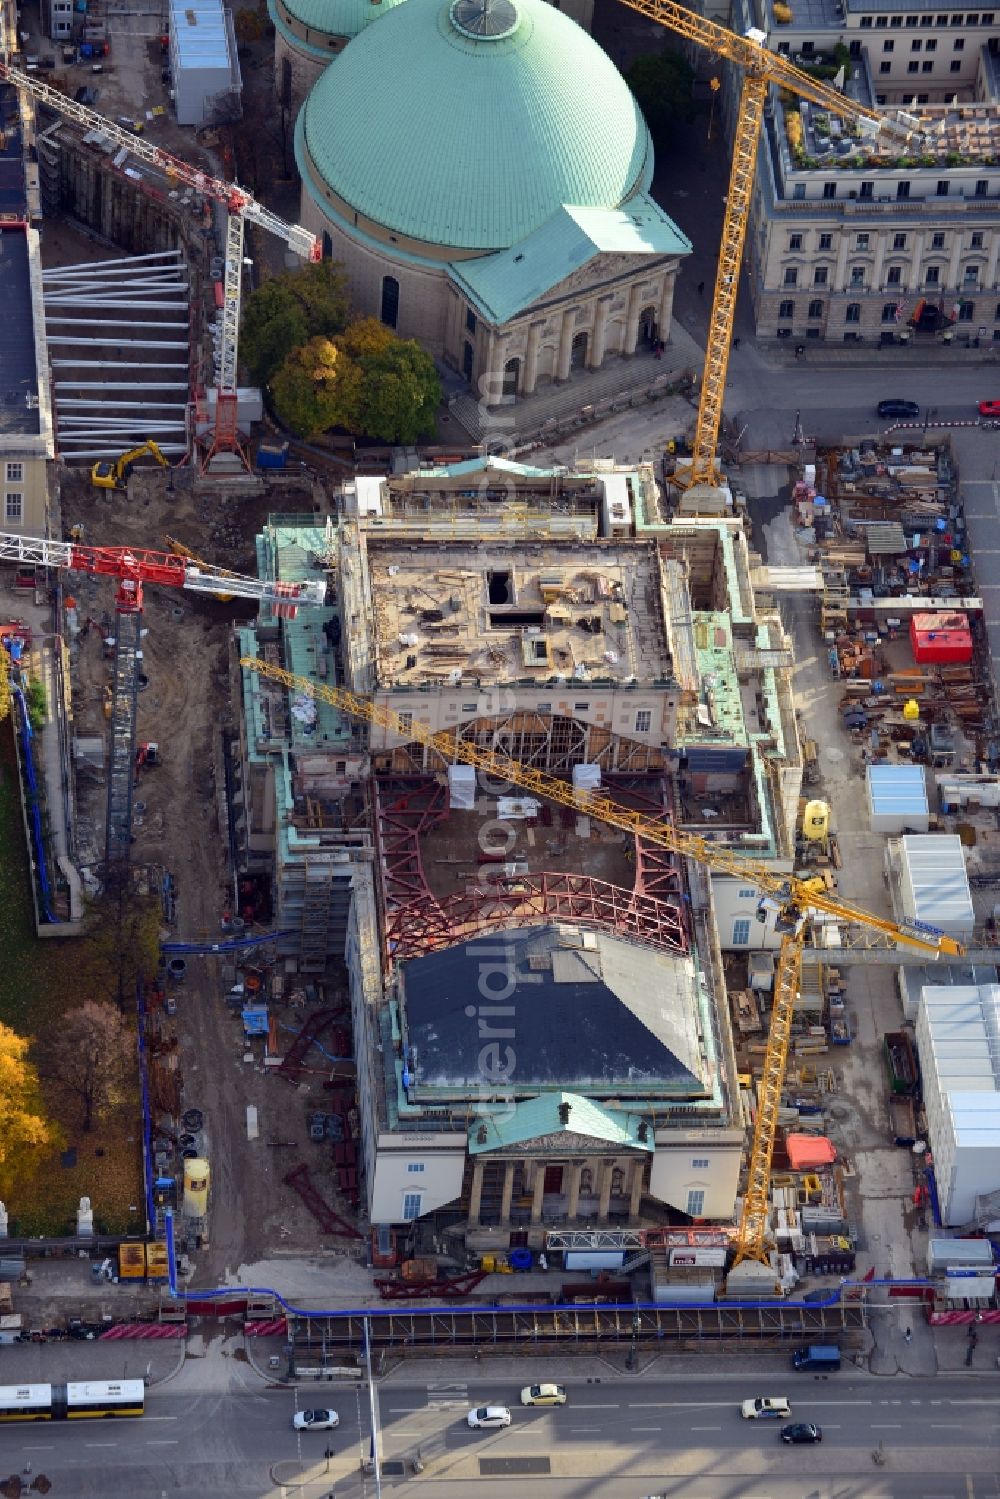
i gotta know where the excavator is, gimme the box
[242,658,964,1281]
[165,536,235,602]
[91,440,169,491]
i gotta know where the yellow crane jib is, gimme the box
[615,0,924,494]
[240,658,963,1270]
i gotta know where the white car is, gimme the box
[467,1405,512,1430]
[293,1408,340,1431]
[520,1384,567,1407]
[740,1397,791,1420]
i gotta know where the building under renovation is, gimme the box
[235,459,802,1239]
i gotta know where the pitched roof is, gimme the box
[469,1090,653,1154]
[448,198,691,325]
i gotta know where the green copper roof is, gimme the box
[450,197,691,324]
[300,0,654,252]
[270,0,407,44]
[469,1091,653,1155]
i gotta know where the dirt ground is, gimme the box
[58,465,371,1291]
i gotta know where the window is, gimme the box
[936,11,948,19]
[920,12,933,23]
[850,39,862,55]
[691,1158,710,1170]
[5,462,23,483]
[950,58,962,69]
[397,711,413,736]
[925,37,937,49]
[887,265,903,285]
[738,887,756,898]
[926,265,941,284]
[380,275,399,329]
[995,302,1000,320]
[950,10,962,20]
[882,302,898,322]
[936,181,949,197]
[894,230,909,249]
[856,233,870,250]
[918,93,929,101]
[573,701,590,711]
[883,38,895,51]
[953,36,965,48]
[851,265,866,286]
[789,233,803,250]
[897,181,911,199]
[968,9,980,17]
[911,37,922,48]
[813,267,828,286]
[818,233,832,251]
[686,1189,706,1217]
[732,918,751,945]
[922,58,934,69]
[793,183,806,200]
[875,13,888,24]
[610,1167,625,1196]
[860,13,872,24]
[964,265,979,285]
[465,307,477,334]
[932,230,946,247]
[908,60,919,71]
[971,232,984,248]
[959,301,975,321]
[975,180,989,196]
[890,13,903,23]
[783,268,798,287]
[776,327,793,339]
[635,709,652,733]
[905,11,919,22]
[823,182,837,199]
[407,1162,425,1174]
[807,299,824,318]
[779,298,795,317]
[4,493,22,521]
[801,40,815,53]
[846,303,861,323]
[860,181,875,199]
[880,60,892,72]
[402,1192,422,1221]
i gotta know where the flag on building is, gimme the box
[894,300,907,324]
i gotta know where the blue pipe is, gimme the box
[160,930,295,955]
[12,684,58,924]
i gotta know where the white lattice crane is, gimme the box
[0,62,320,469]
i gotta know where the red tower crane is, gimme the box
[0,61,321,470]
[0,529,326,878]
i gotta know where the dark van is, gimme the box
[792,1345,841,1372]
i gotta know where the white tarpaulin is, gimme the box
[448,764,476,811]
[497,797,540,820]
[573,763,601,793]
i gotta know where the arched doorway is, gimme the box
[502,357,519,399]
[638,305,657,348]
[321,231,333,261]
[571,331,588,369]
[380,275,399,329]
[462,341,474,381]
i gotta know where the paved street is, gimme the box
[4,1366,1000,1499]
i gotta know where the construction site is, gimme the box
[2,0,1000,1386]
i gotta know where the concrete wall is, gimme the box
[648,1133,742,1220]
[712,876,783,950]
[370,1141,466,1223]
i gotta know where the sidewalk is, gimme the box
[3,1336,185,1387]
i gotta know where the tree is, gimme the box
[345,321,442,443]
[0,1023,53,1169]
[43,1002,131,1133]
[78,890,162,1008]
[240,261,350,385]
[626,48,696,143]
[233,6,264,43]
[271,335,360,439]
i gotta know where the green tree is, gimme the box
[271,336,359,439]
[240,260,349,384]
[626,48,696,143]
[345,320,442,443]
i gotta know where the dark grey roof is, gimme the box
[401,925,706,1097]
[0,229,41,438]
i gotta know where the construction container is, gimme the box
[910,612,972,666]
[145,1242,169,1283]
[118,1243,146,1280]
[400,1257,437,1283]
[256,441,289,471]
[183,1158,210,1218]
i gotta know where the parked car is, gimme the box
[741,1397,791,1419]
[781,1421,823,1444]
[293,1409,339,1431]
[792,1344,841,1371]
[877,399,920,419]
[520,1384,567,1407]
[467,1406,512,1430]
[979,400,1000,417]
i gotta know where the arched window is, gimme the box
[571,331,588,369]
[280,57,292,111]
[321,232,333,261]
[579,1167,594,1195]
[381,275,399,329]
[502,357,519,399]
[610,1167,625,1196]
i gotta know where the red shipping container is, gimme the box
[909,611,972,665]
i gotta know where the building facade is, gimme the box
[730,0,1000,342]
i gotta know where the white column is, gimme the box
[589,296,611,368]
[906,231,925,294]
[556,310,574,381]
[625,283,642,353]
[657,272,675,341]
[523,322,542,394]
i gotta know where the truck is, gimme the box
[883,1030,919,1097]
[791,1345,841,1372]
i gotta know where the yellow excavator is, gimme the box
[164,535,234,603]
[91,440,169,491]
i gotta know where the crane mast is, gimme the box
[241,657,962,1269]
[0,61,320,469]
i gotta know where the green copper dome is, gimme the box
[299,0,654,253]
[271,0,408,44]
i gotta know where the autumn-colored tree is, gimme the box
[271,335,362,439]
[0,1022,53,1169]
[240,260,350,384]
[233,6,264,43]
[42,1002,132,1132]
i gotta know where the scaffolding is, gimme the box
[105,608,141,875]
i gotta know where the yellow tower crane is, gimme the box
[615,1,923,495]
[241,657,963,1268]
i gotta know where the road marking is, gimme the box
[85,1442,118,1448]
[632,1426,662,1433]
[21,1446,53,1451]
[146,1439,179,1446]
[143,1415,179,1422]
[628,1401,670,1408]
[802,1400,873,1407]
[871,1423,902,1429]
[690,1425,721,1432]
[574,1403,619,1409]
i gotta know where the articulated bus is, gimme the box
[0,1381,145,1421]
